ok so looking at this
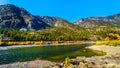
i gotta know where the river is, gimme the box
[0,44,105,65]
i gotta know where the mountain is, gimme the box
[0,4,74,30]
[1,4,120,30]
[74,14,120,28]
[36,16,78,30]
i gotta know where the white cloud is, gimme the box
[0,0,9,5]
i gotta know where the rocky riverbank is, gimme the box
[47,45,120,68]
[47,55,120,68]
[1,55,120,68]
[0,59,55,68]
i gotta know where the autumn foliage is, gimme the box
[96,33,120,46]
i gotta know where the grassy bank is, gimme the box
[96,40,120,46]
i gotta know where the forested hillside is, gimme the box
[1,26,120,42]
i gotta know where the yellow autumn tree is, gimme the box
[104,37,110,41]
[114,34,120,40]
[0,40,2,45]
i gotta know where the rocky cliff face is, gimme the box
[0,4,74,30]
[0,4,52,30]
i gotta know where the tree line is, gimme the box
[1,26,120,42]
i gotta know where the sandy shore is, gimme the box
[87,45,120,56]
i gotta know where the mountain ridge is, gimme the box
[0,4,120,30]
[74,13,120,28]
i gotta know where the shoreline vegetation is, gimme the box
[0,40,95,46]
[0,41,96,51]
[0,39,120,50]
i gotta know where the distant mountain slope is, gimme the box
[0,4,76,30]
[36,16,78,30]
[74,14,120,28]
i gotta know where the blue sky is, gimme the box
[0,0,120,22]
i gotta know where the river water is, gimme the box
[0,44,105,65]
